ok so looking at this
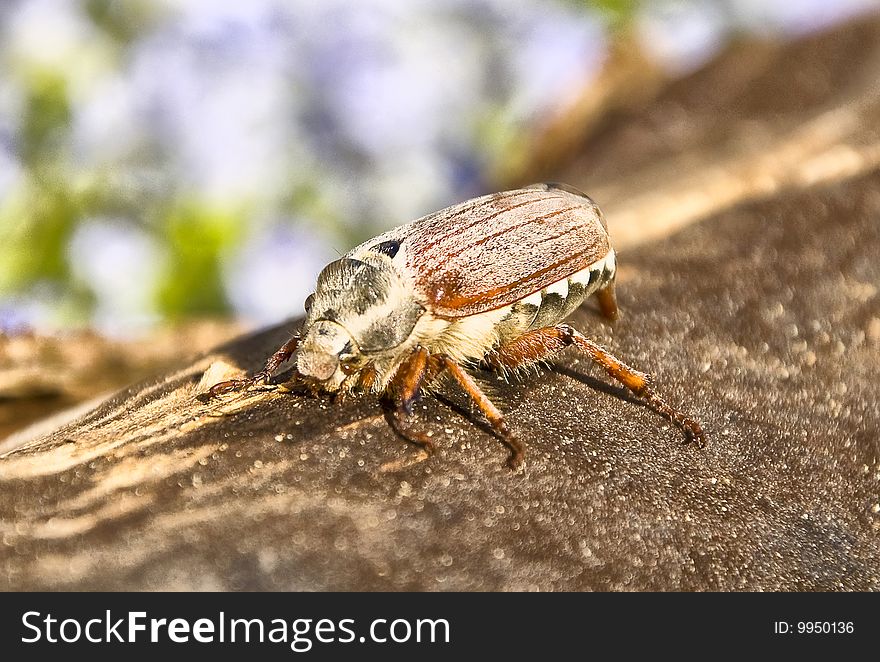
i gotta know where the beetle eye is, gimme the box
[304,293,315,314]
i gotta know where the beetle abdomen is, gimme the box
[497,249,616,341]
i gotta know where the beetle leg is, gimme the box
[562,326,706,446]
[384,347,441,455]
[392,346,431,415]
[386,350,524,468]
[385,407,437,456]
[438,356,525,470]
[595,282,619,321]
[208,334,300,398]
[488,324,705,447]
[356,362,378,393]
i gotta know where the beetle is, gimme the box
[209,183,705,469]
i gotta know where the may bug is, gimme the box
[209,183,705,468]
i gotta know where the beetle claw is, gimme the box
[506,448,524,471]
[683,419,707,448]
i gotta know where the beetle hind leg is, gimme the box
[488,324,705,447]
[595,282,619,321]
[207,334,300,398]
[559,325,705,446]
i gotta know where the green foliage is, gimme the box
[586,0,642,31]
[0,171,96,324]
[155,201,245,319]
[19,69,71,167]
[0,54,98,325]
[0,174,75,290]
[83,0,164,45]
[554,0,641,33]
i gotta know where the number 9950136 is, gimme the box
[797,621,854,634]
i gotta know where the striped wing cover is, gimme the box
[386,185,612,318]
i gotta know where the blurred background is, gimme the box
[1,0,878,438]
[2,0,878,334]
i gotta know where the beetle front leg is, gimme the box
[208,334,301,398]
[488,324,706,447]
[384,347,443,455]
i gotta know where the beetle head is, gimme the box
[296,319,359,388]
[297,255,424,389]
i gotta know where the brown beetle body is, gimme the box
[209,183,705,469]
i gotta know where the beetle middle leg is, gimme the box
[438,356,525,470]
[208,334,300,397]
[487,324,706,447]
